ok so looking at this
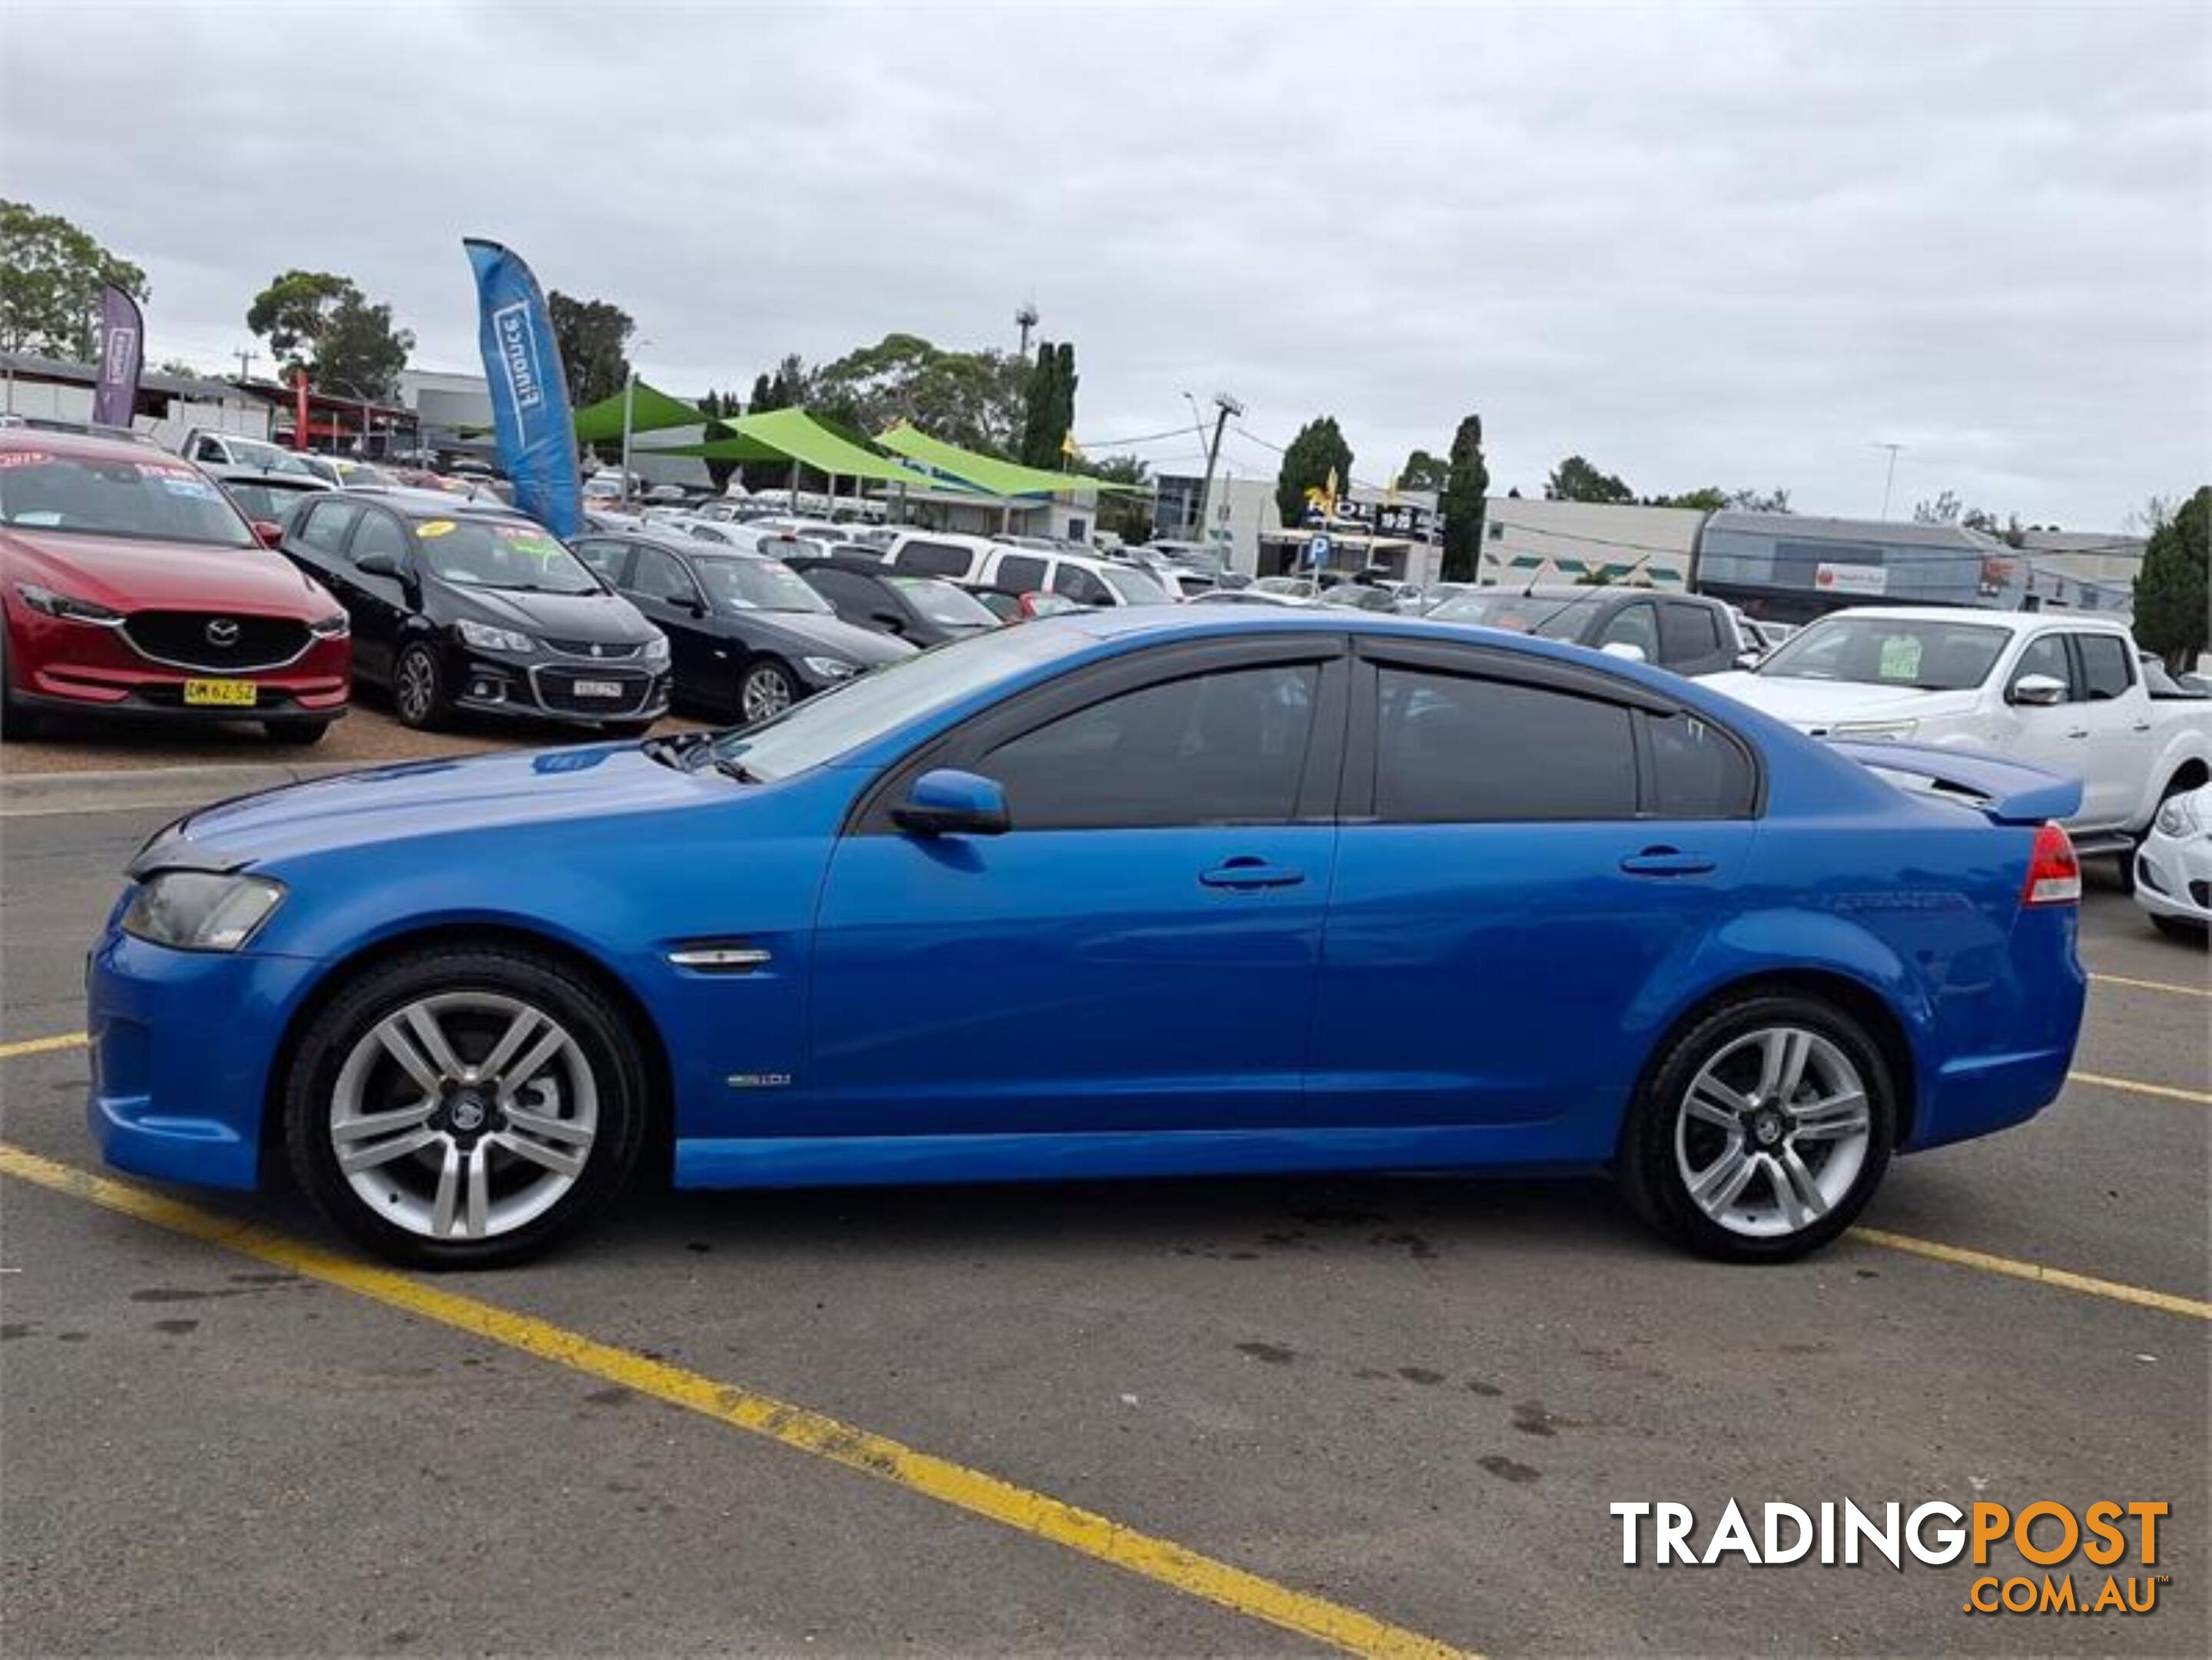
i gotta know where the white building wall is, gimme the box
[1477,498,1705,588]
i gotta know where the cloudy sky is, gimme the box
[4,2,2205,526]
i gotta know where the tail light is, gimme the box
[2022,822,2081,907]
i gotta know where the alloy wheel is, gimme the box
[1672,1025,1872,1240]
[741,664,794,723]
[396,649,436,724]
[328,991,599,1241]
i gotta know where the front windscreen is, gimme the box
[1756,617,2009,691]
[415,517,602,593]
[695,556,834,613]
[0,452,255,546]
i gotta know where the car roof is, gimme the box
[627,525,769,559]
[359,488,532,523]
[1802,605,2112,632]
[0,425,176,463]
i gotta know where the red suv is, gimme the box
[0,428,352,743]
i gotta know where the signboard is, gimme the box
[1814,562,1887,596]
[1305,533,1332,569]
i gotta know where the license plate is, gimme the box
[182,679,257,708]
[570,679,625,699]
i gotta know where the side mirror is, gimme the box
[251,520,285,549]
[356,551,403,579]
[870,609,907,633]
[892,768,1010,838]
[1733,649,1764,671]
[1600,640,1650,664]
[2009,672,2068,707]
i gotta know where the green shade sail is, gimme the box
[877,423,1146,496]
[572,382,708,443]
[638,407,943,488]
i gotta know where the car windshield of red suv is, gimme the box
[0,452,255,548]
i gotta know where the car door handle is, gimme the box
[1199,858,1305,890]
[2066,728,2090,739]
[1620,848,1717,877]
[2131,721,2153,732]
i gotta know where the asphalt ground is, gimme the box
[0,800,2206,1658]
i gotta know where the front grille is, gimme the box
[123,611,310,672]
[529,664,654,716]
[542,637,642,661]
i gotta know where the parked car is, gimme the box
[569,526,913,724]
[1189,588,1305,607]
[879,531,1173,607]
[785,553,1003,647]
[1704,608,2211,873]
[2132,782,2210,941]
[88,607,2090,1267]
[1249,576,1322,605]
[1318,583,1401,614]
[278,492,668,732]
[2142,653,2208,700]
[1,428,351,742]
[1427,585,1752,678]
[970,587,1082,622]
[178,429,321,478]
[209,466,331,531]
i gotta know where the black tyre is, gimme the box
[2150,913,2207,945]
[263,718,330,746]
[284,946,648,1268]
[737,658,798,726]
[392,642,448,731]
[1616,992,1895,1263]
[0,645,35,740]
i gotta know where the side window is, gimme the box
[994,553,1049,593]
[1375,668,1637,822]
[1597,603,1660,659]
[631,546,700,605]
[1659,603,1723,665]
[347,510,409,568]
[192,436,225,463]
[804,568,875,617]
[1642,710,1756,818]
[981,664,1319,830]
[2008,634,2075,700]
[894,540,972,579]
[2074,634,2133,701]
[571,539,631,584]
[1051,563,1109,605]
[294,499,361,556]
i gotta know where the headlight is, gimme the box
[15,583,122,625]
[121,872,286,952]
[455,619,536,654]
[1829,719,1918,742]
[2154,793,2204,838]
[802,656,858,681]
[309,613,350,639]
[642,632,671,666]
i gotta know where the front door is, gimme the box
[622,543,725,712]
[809,640,1346,1137]
[1308,642,1759,1149]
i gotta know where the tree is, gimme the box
[1274,416,1353,527]
[546,291,634,410]
[1084,453,1153,545]
[0,200,148,360]
[1650,486,1730,512]
[1398,449,1450,493]
[245,271,354,371]
[1913,490,1962,525]
[1727,486,1791,514]
[2134,486,2209,673]
[1017,339,1078,470]
[1439,414,1488,581]
[1544,455,1633,503]
[313,290,412,401]
[807,333,1028,455]
[698,389,738,493]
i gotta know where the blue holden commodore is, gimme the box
[88,608,2088,1267]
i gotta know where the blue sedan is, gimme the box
[88,609,2088,1267]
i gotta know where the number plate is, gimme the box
[570,679,625,699]
[182,679,257,708]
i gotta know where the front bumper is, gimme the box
[2134,831,2211,925]
[10,610,351,719]
[85,928,321,1191]
[446,647,671,728]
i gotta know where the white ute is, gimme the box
[1705,606,2211,872]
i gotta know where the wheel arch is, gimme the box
[1625,968,1921,1153]
[259,918,677,1181]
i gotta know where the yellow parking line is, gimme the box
[2090,971,2210,1001]
[0,1031,88,1061]
[0,1141,1470,1660]
[1851,1227,2211,1321]
[2069,1071,2212,1105]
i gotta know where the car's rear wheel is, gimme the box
[284,948,646,1267]
[1617,993,1895,1262]
[2150,913,2207,945]
[393,643,448,730]
[263,718,329,745]
[738,659,797,725]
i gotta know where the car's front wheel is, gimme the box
[1617,993,1895,1262]
[738,659,798,725]
[284,947,647,1267]
[393,642,448,730]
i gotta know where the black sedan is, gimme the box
[280,492,670,732]
[782,553,1002,648]
[569,526,916,724]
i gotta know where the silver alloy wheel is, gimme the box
[396,649,436,724]
[740,664,794,724]
[1672,1025,1872,1240]
[329,991,599,1241]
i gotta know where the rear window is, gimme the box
[893,540,973,579]
[1642,710,1756,817]
[1375,668,1638,822]
[0,452,255,547]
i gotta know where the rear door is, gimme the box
[623,544,722,710]
[1309,639,1759,1144]
[2068,631,2155,830]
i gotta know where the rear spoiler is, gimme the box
[1828,740,2083,826]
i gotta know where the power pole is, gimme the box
[1875,441,1905,520]
[1194,390,1243,558]
[235,348,257,383]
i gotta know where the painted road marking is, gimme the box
[0,1141,1469,1660]
[0,1031,88,1061]
[2090,971,2210,1001]
[1850,1227,2212,1321]
[2068,1071,2212,1106]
